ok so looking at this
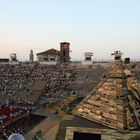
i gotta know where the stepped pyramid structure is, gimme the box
[73,60,140,131]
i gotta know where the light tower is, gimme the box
[111,51,123,61]
[84,52,93,61]
[10,53,17,61]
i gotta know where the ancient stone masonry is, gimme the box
[73,61,140,131]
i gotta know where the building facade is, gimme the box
[36,42,71,64]
[37,48,61,63]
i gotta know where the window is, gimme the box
[73,132,101,140]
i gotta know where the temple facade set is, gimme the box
[36,42,70,64]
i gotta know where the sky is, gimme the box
[0,0,140,61]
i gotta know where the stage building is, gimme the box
[36,42,70,64]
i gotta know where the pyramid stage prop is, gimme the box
[73,61,140,131]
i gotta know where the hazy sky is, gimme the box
[0,0,140,61]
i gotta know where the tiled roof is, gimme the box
[73,61,140,131]
[37,48,60,55]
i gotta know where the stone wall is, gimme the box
[65,127,140,140]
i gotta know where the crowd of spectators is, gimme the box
[31,64,74,99]
[0,63,73,108]
[0,64,33,100]
[0,113,45,140]
[0,103,29,135]
[0,62,74,139]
